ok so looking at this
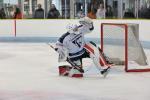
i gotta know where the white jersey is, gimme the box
[57,25,94,58]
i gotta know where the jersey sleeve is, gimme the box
[57,32,71,49]
[58,32,70,44]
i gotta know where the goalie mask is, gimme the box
[79,17,93,25]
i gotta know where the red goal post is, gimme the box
[101,23,150,72]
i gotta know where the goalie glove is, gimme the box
[55,42,68,62]
[79,17,93,27]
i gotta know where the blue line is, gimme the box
[0,37,150,49]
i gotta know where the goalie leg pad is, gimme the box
[69,68,83,78]
[59,65,71,76]
[84,43,112,70]
[58,65,83,78]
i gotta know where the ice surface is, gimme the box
[0,43,150,100]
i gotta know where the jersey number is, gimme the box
[72,36,82,48]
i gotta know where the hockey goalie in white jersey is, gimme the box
[54,17,113,78]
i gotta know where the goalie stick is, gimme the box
[47,43,84,73]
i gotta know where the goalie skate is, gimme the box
[101,67,111,78]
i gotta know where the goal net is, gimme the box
[101,23,150,72]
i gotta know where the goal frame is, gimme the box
[101,23,150,72]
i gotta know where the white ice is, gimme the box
[0,43,150,100]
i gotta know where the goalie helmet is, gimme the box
[79,17,93,25]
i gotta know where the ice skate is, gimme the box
[101,67,110,78]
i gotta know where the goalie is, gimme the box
[54,17,112,78]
